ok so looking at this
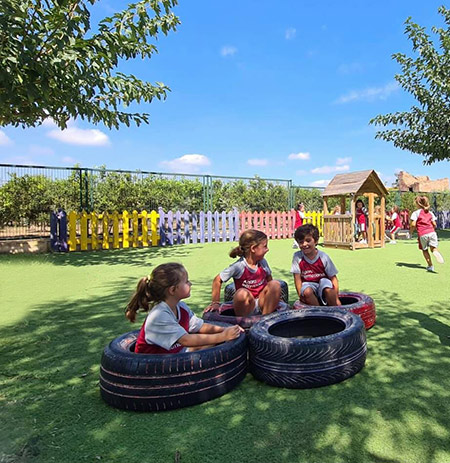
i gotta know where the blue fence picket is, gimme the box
[200,211,205,243]
[184,211,190,244]
[192,212,198,244]
[158,208,166,246]
[214,211,219,241]
[167,210,174,245]
[206,211,212,242]
[221,211,227,241]
[175,210,182,244]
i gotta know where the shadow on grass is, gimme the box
[395,262,426,270]
[1,286,450,463]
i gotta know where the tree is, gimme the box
[0,0,179,129]
[370,6,450,165]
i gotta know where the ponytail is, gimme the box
[415,195,430,213]
[125,277,151,323]
[125,263,186,323]
[229,229,267,259]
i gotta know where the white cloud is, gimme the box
[0,130,13,145]
[248,158,268,166]
[221,46,237,57]
[310,179,330,187]
[336,157,352,165]
[288,152,310,161]
[335,81,399,104]
[160,153,211,174]
[285,28,296,40]
[47,126,110,146]
[311,164,350,174]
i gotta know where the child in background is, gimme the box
[333,205,341,215]
[355,199,368,244]
[292,202,306,248]
[125,263,242,354]
[387,205,402,244]
[410,196,444,272]
[291,224,341,306]
[208,229,281,316]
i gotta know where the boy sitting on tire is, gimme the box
[291,224,341,306]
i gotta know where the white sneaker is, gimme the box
[426,266,435,272]
[389,240,396,244]
[433,250,444,264]
[361,239,367,244]
[292,241,299,249]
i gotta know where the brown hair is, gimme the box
[294,223,320,243]
[125,263,186,322]
[392,205,400,213]
[415,195,430,212]
[229,229,268,258]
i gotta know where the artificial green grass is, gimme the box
[1,233,450,463]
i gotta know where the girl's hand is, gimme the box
[222,325,244,341]
[204,301,221,313]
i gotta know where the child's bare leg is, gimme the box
[430,246,444,264]
[302,287,320,306]
[258,280,281,315]
[422,249,432,267]
[233,289,255,316]
[323,288,341,306]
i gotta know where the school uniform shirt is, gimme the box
[220,257,271,298]
[294,211,305,229]
[391,212,402,229]
[290,250,338,283]
[356,207,368,224]
[135,301,204,354]
[410,209,436,237]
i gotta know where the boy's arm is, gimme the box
[330,275,339,293]
[178,326,243,346]
[410,220,416,235]
[204,274,223,312]
[293,273,302,299]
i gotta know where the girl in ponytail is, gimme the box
[207,229,281,316]
[410,196,444,272]
[126,263,242,354]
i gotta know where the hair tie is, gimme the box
[145,275,151,284]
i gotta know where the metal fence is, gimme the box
[0,163,324,239]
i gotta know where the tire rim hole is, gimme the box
[269,318,346,339]
[338,296,359,305]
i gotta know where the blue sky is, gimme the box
[1,0,449,187]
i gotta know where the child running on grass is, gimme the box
[387,205,402,244]
[291,224,341,306]
[410,196,444,272]
[126,263,242,354]
[207,229,281,316]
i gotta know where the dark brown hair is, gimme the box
[125,263,186,322]
[229,229,268,258]
[294,223,320,243]
[415,195,430,212]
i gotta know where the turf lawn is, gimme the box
[1,232,450,463]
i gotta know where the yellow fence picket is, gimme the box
[112,211,119,249]
[91,212,98,250]
[102,212,109,249]
[122,210,129,248]
[80,211,88,251]
[150,210,159,246]
[142,210,148,247]
[68,211,77,251]
[132,210,139,248]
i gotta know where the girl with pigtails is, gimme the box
[206,229,281,316]
[126,262,242,354]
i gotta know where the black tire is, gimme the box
[100,325,248,412]
[293,291,376,330]
[224,279,289,303]
[202,302,290,331]
[248,309,367,389]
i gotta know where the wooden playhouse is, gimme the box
[322,170,389,250]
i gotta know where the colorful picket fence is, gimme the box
[239,210,323,238]
[61,209,323,252]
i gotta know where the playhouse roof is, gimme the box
[322,169,388,197]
